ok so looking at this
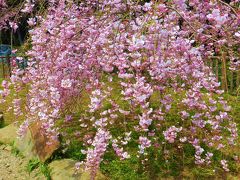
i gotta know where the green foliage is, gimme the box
[191,167,216,179]
[9,142,23,157]
[101,156,147,180]
[53,91,240,179]
[26,158,51,180]
[39,163,51,180]
[26,158,40,173]
[11,145,21,157]
[3,75,236,179]
[61,140,86,161]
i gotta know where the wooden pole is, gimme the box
[215,59,219,82]
[230,71,233,92]
[221,52,228,93]
[237,71,240,89]
[2,58,5,78]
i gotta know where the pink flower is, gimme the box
[138,136,151,154]
[207,9,228,28]
[0,0,7,8]
[27,18,36,26]
[1,1,239,178]
[61,79,72,88]
[221,160,229,172]
[235,31,240,37]
[163,126,182,143]
[9,22,18,32]
[64,115,72,122]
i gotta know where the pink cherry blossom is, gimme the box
[61,79,72,88]
[0,1,239,178]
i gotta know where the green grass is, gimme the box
[58,88,240,180]
[0,70,239,179]
[26,158,51,180]
[39,163,51,180]
[0,77,28,126]
[26,158,40,173]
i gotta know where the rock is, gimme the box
[0,122,59,162]
[16,121,60,162]
[81,171,106,180]
[15,125,34,160]
[0,123,17,144]
[48,159,106,180]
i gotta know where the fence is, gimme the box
[208,57,240,94]
[0,45,12,78]
[0,45,239,93]
[0,44,27,78]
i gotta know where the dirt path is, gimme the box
[0,144,45,180]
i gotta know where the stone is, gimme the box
[30,122,60,162]
[0,122,59,162]
[48,159,106,180]
[0,123,18,144]
[16,121,60,162]
[15,125,35,160]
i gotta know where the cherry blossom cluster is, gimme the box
[221,159,230,172]
[163,126,182,144]
[112,138,130,160]
[84,128,111,178]
[0,0,53,31]
[1,0,239,178]
[0,0,7,9]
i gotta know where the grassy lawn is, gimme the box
[0,72,240,179]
